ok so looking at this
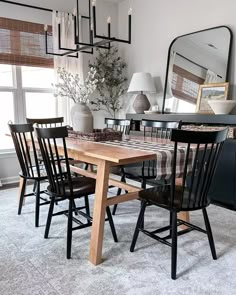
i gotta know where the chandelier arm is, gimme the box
[62,39,112,56]
[45,30,79,57]
[92,5,131,44]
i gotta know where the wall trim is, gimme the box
[0,150,17,159]
[0,176,19,186]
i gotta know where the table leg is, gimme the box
[89,160,110,265]
[178,211,190,229]
[19,177,26,207]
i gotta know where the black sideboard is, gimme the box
[126,113,236,126]
[126,113,236,211]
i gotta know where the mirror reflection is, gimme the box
[163,26,232,113]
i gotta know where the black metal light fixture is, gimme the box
[44,0,132,57]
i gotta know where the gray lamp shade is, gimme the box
[128,72,156,93]
[128,72,156,113]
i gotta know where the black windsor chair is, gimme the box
[130,128,228,279]
[35,126,118,259]
[8,123,50,227]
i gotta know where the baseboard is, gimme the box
[0,176,19,187]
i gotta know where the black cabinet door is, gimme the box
[209,139,236,210]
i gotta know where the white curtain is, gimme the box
[52,11,84,125]
[204,69,222,84]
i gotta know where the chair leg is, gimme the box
[106,206,118,242]
[130,200,147,252]
[18,178,27,215]
[112,204,118,215]
[171,211,178,280]
[35,181,40,227]
[72,199,78,216]
[140,180,147,228]
[169,211,173,236]
[202,208,217,260]
[67,199,73,259]
[44,196,55,239]
[112,170,126,215]
[84,195,92,225]
[141,178,146,189]
[33,180,37,193]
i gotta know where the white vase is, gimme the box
[71,102,93,133]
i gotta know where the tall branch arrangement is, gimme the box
[89,47,127,118]
[53,67,98,104]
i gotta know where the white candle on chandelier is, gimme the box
[56,16,61,24]
[73,8,77,16]
[92,0,96,7]
[128,8,132,15]
[107,16,111,24]
[44,24,48,32]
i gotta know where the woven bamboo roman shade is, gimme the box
[0,17,53,68]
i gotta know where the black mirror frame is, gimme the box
[161,25,233,114]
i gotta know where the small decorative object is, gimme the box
[89,47,127,118]
[196,82,229,113]
[53,67,98,132]
[128,72,156,113]
[68,128,122,142]
[208,100,236,114]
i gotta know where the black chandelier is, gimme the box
[44,0,132,58]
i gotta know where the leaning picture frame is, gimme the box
[196,82,229,113]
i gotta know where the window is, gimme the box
[0,92,14,150]
[0,65,55,151]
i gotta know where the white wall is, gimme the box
[118,0,236,113]
[0,0,118,185]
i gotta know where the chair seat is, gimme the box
[47,176,96,199]
[139,185,210,211]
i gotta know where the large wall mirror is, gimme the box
[162,26,232,113]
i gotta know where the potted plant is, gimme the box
[89,47,127,118]
[53,67,98,132]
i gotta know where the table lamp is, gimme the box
[128,72,156,113]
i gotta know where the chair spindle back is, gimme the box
[170,128,228,210]
[36,126,73,198]
[26,117,64,128]
[8,123,41,178]
[105,118,132,135]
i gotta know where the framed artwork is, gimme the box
[196,82,229,113]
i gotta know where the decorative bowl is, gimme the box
[208,100,236,114]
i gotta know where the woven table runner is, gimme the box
[100,139,195,180]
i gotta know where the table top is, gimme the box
[65,136,160,165]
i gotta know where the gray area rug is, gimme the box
[0,184,236,295]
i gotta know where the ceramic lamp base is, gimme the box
[133,94,151,113]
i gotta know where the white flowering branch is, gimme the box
[53,67,98,104]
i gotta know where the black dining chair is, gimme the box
[8,123,50,227]
[35,126,118,259]
[112,119,181,215]
[105,118,132,135]
[130,128,228,279]
[26,117,64,127]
